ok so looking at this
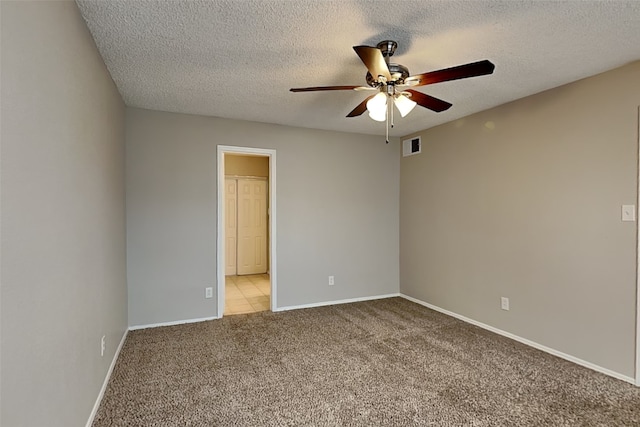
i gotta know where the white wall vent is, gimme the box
[403,136,421,157]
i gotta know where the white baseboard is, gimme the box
[85,329,128,427]
[400,294,636,385]
[128,295,400,330]
[274,293,401,312]
[129,315,220,331]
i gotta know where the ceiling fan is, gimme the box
[290,40,495,142]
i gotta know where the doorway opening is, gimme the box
[224,169,269,314]
[217,146,277,318]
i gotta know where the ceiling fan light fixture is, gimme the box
[394,94,417,117]
[367,92,387,122]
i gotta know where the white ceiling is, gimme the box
[76,0,640,138]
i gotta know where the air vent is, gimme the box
[403,136,421,157]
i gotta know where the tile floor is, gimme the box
[224,274,271,315]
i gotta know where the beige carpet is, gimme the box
[93,298,640,426]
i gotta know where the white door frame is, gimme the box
[636,106,640,386]
[217,145,277,318]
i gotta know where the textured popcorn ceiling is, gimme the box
[76,0,640,137]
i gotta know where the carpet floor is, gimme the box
[93,298,640,426]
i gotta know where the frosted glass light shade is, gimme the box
[394,94,417,117]
[366,92,387,122]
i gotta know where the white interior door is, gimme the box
[225,178,238,275]
[237,179,268,275]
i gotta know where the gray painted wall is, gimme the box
[400,61,640,378]
[1,2,127,426]
[126,108,400,327]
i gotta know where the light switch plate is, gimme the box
[622,205,636,222]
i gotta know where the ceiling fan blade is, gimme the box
[406,89,452,112]
[353,46,392,83]
[346,95,376,117]
[290,85,365,92]
[407,60,495,87]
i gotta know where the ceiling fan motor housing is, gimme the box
[366,63,410,87]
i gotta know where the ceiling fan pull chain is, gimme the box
[390,95,395,129]
[385,98,390,144]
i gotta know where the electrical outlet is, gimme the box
[101,335,106,357]
[501,297,510,311]
[328,276,335,286]
[205,287,213,299]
